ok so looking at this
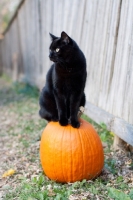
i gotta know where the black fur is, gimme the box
[39,31,87,128]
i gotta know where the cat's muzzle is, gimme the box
[49,56,57,63]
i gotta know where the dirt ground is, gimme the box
[0,77,45,199]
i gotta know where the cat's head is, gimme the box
[49,32,75,63]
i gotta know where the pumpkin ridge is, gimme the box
[73,127,79,181]
[91,128,104,177]
[84,127,94,179]
[89,129,98,179]
[77,128,84,180]
[79,127,86,179]
[94,130,104,175]
[70,125,73,182]
[81,126,90,178]
[52,123,59,181]
[90,129,100,179]
[84,128,93,177]
[90,128,97,179]
[61,126,66,182]
[84,124,103,179]
[42,122,58,180]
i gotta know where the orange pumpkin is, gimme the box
[40,118,104,183]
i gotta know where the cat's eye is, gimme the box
[55,48,60,52]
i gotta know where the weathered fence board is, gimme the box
[0,0,133,145]
[86,102,133,146]
[107,0,133,124]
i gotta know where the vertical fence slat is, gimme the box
[98,0,121,109]
[107,0,133,124]
[40,0,53,81]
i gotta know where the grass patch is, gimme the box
[4,174,133,200]
[13,81,40,98]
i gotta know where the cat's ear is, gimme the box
[61,31,71,44]
[49,33,58,41]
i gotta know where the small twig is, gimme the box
[78,106,85,118]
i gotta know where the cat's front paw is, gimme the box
[59,117,68,126]
[70,119,80,128]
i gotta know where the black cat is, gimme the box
[39,31,87,128]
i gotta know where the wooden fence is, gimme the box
[0,0,133,146]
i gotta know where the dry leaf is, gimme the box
[2,169,15,178]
